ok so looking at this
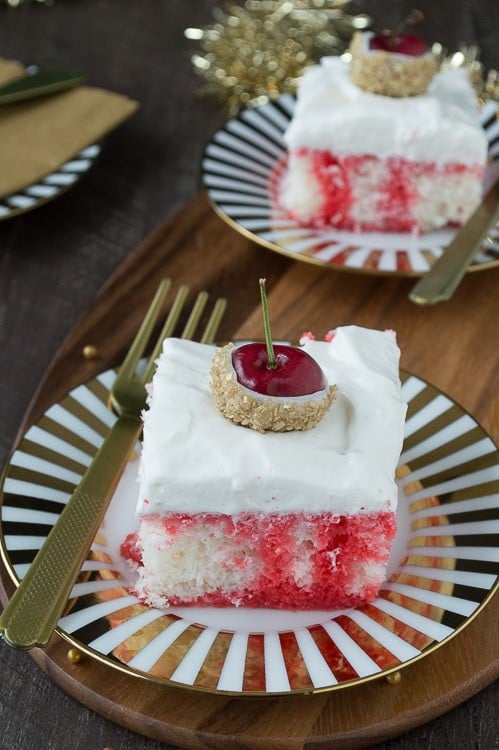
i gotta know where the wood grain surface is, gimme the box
[1,2,498,749]
[1,191,498,750]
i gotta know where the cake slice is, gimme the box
[121,326,406,611]
[279,50,488,234]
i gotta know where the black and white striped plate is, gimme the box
[202,96,499,276]
[1,368,498,695]
[0,144,101,222]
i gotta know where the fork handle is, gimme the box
[409,179,499,305]
[0,416,141,650]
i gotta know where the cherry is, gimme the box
[369,9,429,57]
[231,280,327,397]
[369,32,428,56]
[232,343,327,397]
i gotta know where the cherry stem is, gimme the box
[389,8,424,38]
[259,278,276,369]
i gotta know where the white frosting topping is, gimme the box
[284,57,487,166]
[137,327,407,517]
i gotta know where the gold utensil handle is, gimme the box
[409,180,499,306]
[0,416,140,650]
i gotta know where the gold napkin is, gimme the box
[0,59,139,198]
[0,59,25,85]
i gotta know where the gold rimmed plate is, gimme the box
[201,95,499,277]
[1,367,498,696]
[0,143,101,222]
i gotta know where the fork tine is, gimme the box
[200,297,227,344]
[143,289,227,383]
[141,284,190,384]
[180,290,209,340]
[118,278,172,382]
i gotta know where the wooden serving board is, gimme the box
[1,192,498,749]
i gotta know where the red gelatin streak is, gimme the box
[120,532,142,565]
[124,510,397,610]
[281,150,484,233]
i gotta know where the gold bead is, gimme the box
[386,670,402,685]
[83,344,99,360]
[67,647,82,664]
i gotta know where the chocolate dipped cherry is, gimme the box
[210,279,337,433]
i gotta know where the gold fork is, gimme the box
[0,279,226,650]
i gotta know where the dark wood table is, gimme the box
[1,2,498,749]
